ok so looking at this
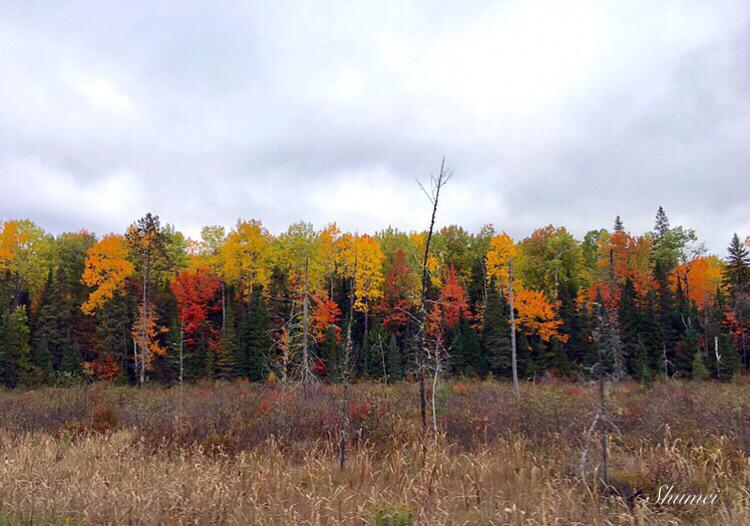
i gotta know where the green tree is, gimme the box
[482,279,511,377]
[692,351,709,381]
[216,301,239,380]
[239,286,272,381]
[1,307,40,386]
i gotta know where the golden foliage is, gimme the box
[81,235,135,315]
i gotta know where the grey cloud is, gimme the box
[1,0,749,254]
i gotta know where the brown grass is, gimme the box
[0,380,749,524]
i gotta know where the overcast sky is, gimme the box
[1,1,748,254]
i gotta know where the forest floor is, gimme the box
[0,379,749,524]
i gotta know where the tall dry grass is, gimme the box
[0,380,748,524]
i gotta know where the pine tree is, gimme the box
[723,233,750,298]
[692,351,709,381]
[32,337,54,382]
[482,280,511,377]
[714,333,741,381]
[655,260,678,377]
[1,306,39,387]
[613,216,624,233]
[59,342,82,376]
[654,206,670,238]
[632,339,653,382]
[451,318,483,377]
[618,278,640,375]
[216,301,239,380]
[385,333,401,382]
[240,286,272,381]
[93,291,133,382]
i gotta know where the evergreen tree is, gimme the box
[1,306,39,387]
[654,260,679,376]
[319,326,341,381]
[632,338,653,382]
[32,337,54,382]
[240,287,272,381]
[613,215,624,233]
[692,350,709,381]
[641,291,664,375]
[93,292,133,382]
[59,342,82,376]
[216,301,239,380]
[33,267,67,368]
[618,278,640,375]
[723,233,750,299]
[450,318,483,376]
[654,206,670,238]
[482,281,511,377]
[713,333,741,381]
[385,333,401,382]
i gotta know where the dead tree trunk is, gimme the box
[379,333,388,383]
[509,259,519,398]
[597,372,609,487]
[301,256,312,395]
[339,278,355,470]
[417,157,450,429]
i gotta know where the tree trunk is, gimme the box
[302,257,311,394]
[509,259,519,398]
[417,157,448,429]
[431,346,440,442]
[598,374,609,488]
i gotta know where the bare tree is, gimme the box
[415,157,451,429]
[339,272,357,469]
[270,259,317,391]
[509,259,519,398]
[301,257,312,394]
[580,301,622,491]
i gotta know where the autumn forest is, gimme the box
[1,205,748,389]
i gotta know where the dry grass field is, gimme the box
[0,380,749,525]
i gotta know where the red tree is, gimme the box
[171,269,222,350]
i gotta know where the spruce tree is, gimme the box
[723,233,750,298]
[451,318,483,377]
[32,337,54,382]
[93,292,133,382]
[59,342,82,376]
[1,307,40,387]
[691,351,709,381]
[482,280,511,377]
[654,206,670,238]
[385,333,402,382]
[618,278,640,376]
[240,287,272,381]
[216,301,239,380]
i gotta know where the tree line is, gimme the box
[0,206,748,388]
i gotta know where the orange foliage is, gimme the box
[310,290,341,343]
[82,354,120,382]
[81,235,135,314]
[515,289,567,343]
[672,256,723,310]
[132,303,168,369]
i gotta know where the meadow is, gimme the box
[0,379,749,525]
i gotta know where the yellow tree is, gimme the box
[81,235,135,315]
[485,232,518,291]
[0,219,55,307]
[220,219,273,298]
[353,234,385,338]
